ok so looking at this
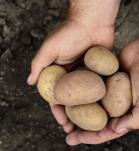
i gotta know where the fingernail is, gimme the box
[116,128,128,134]
[27,74,33,84]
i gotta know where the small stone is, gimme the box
[3,25,11,38]
[0,77,3,81]
[45,20,58,33]
[15,0,26,8]
[19,91,23,95]
[0,18,5,25]
[19,3,26,8]
[106,141,111,145]
[9,96,15,101]
[43,16,53,25]
[11,68,15,72]
[28,114,32,118]
[30,28,45,39]
[0,100,9,107]
[0,11,7,17]
[0,141,2,145]
[31,145,36,149]
[0,49,13,61]
[26,141,30,145]
[0,71,6,76]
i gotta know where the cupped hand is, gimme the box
[27,0,120,136]
[66,38,139,146]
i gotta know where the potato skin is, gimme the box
[65,103,108,131]
[102,72,132,117]
[84,46,119,76]
[37,65,67,104]
[54,70,106,106]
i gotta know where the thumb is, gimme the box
[111,60,139,134]
[111,114,133,134]
[111,100,139,134]
[130,60,139,105]
[27,42,57,85]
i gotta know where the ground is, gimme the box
[0,0,139,151]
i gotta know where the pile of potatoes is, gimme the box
[37,46,132,131]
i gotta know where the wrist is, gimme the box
[69,0,121,28]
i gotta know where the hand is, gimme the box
[27,0,120,135]
[66,38,139,146]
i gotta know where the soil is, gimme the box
[0,0,139,151]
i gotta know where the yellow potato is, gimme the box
[102,72,132,117]
[54,70,106,106]
[65,103,108,131]
[37,65,67,104]
[84,46,119,76]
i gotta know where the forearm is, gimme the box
[69,0,121,27]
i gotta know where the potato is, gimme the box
[65,103,108,131]
[84,46,119,76]
[102,72,132,117]
[37,65,67,104]
[54,70,106,106]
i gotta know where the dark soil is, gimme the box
[0,0,139,151]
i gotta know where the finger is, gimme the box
[66,129,82,146]
[130,60,139,105]
[110,115,132,134]
[27,42,57,85]
[118,38,139,72]
[111,100,139,134]
[66,126,123,146]
[63,121,74,133]
[109,118,119,129]
[50,104,69,126]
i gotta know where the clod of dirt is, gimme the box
[30,28,45,39]
[0,49,13,61]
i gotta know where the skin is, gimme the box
[27,0,122,145]
[66,38,139,146]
